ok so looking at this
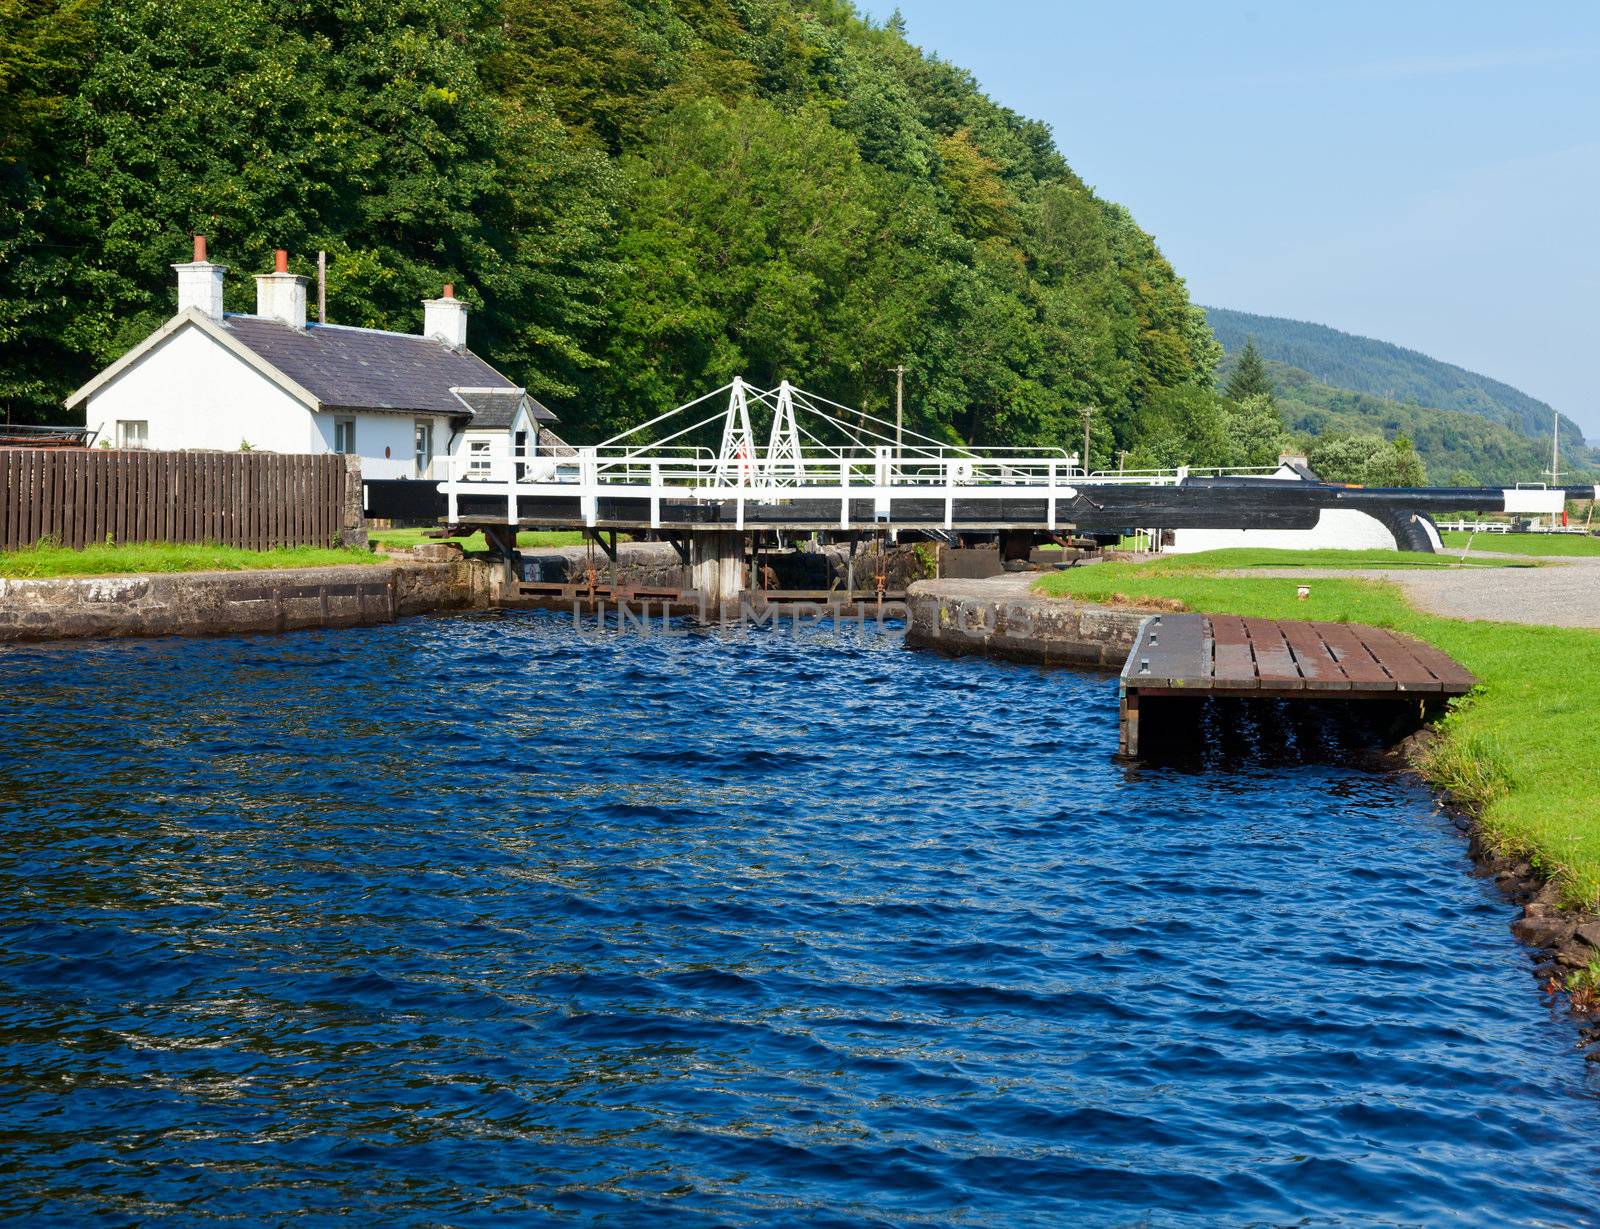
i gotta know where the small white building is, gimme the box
[66,238,559,479]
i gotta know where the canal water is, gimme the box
[1,612,1596,1227]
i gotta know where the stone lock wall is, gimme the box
[0,559,489,643]
[904,579,1147,668]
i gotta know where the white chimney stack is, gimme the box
[255,249,308,329]
[423,283,468,349]
[173,234,226,322]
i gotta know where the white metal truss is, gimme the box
[763,380,804,486]
[714,377,757,485]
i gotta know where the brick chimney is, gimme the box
[423,283,468,349]
[173,234,227,322]
[255,248,308,329]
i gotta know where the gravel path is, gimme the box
[932,555,1600,630]
[1222,558,1600,629]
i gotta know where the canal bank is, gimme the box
[0,558,494,642]
[903,573,1149,668]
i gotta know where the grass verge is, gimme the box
[0,541,379,578]
[1079,547,1530,571]
[369,527,590,551]
[1035,551,1600,905]
[1440,530,1600,557]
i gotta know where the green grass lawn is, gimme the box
[1036,534,1155,552]
[1440,530,1600,557]
[1036,552,1600,908]
[0,541,379,578]
[1104,547,1529,571]
[369,527,590,551]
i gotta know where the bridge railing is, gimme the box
[435,444,1288,530]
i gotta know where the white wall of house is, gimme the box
[81,322,453,479]
[458,407,536,454]
[85,325,311,454]
[457,428,513,482]
[456,405,544,479]
[313,410,452,480]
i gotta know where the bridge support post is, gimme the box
[689,532,745,608]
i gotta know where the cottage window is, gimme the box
[116,420,148,449]
[413,420,434,478]
[334,417,356,455]
[469,439,492,476]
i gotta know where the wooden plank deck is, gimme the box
[1118,613,1476,756]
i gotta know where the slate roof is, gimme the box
[451,387,558,428]
[221,315,546,419]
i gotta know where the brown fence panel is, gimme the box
[61,452,77,549]
[0,449,348,552]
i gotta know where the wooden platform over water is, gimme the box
[1118,613,1476,756]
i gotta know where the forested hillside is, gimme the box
[2,0,1235,463]
[1216,352,1591,486]
[1205,307,1592,475]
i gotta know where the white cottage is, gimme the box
[66,238,559,480]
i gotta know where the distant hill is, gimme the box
[1205,307,1594,483]
[1219,355,1586,486]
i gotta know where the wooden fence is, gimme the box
[0,449,350,552]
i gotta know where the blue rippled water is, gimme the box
[1,611,1597,1226]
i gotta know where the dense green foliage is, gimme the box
[2,0,1230,460]
[1128,386,1289,471]
[3,0,616,414]
[1206,306,1596,480]
[1307,432,1427,487]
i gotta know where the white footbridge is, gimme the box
[439,378,1272,531]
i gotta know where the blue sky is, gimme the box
[857,0,1600,433]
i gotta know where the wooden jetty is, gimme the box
[1118,614,1476,756]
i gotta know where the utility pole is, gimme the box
[1117,449,1129,476]
[317,250,327,324]
[1080,406,1094,476]
[892,363,906,455]
[1551,410,1561,530]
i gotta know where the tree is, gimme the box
[1130,386,1234,469]
[1224,338,1275,405]
[591,97,877,432]
[1363,433,1427,487]
[1308,434,1382,484]
[1224,392,1289,467]
[0,0,95,421]
[1308,432,1427,486]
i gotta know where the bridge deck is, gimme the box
[1117,613,1476,755]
